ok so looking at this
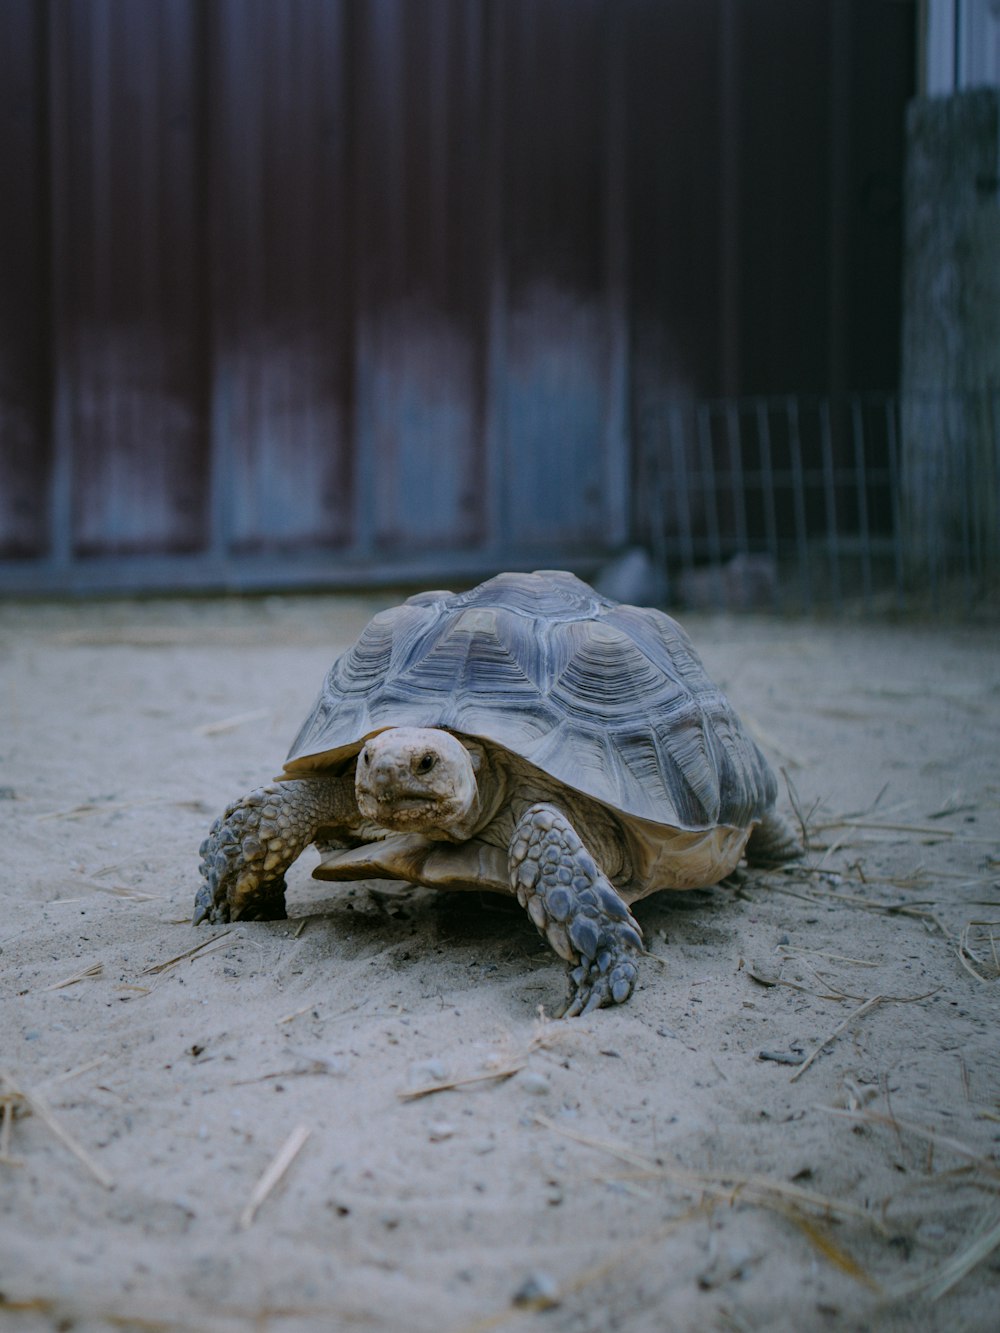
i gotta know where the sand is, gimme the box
[1,591,998,1333]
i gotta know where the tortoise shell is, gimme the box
[284,570,776,833]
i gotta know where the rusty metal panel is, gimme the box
[49,0,207,557]
[0,0,918,596]
[210,0,355,555]
[352,0,489,554]
[735,1,839,396]
[490,0,628,553]
[0,0,48,558]
[625,0,727,408]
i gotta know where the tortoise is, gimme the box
[194,570,798,1014]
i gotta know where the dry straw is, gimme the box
[957,920,1000,982]
[239,1124,311,1230]
[0,1070,114,1189]
[397,1018,591,1102]
[142,930,232,975]
[40,962,104,991]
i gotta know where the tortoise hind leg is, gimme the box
[194,777,353,925]
[745,808,802,868]
[509,803,643,1016]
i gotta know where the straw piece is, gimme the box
[789,995,884,1083]
[957,920,1000,982]
[25,1087,115,1189]
[194,708,269,737]
[276,1002,317,1025]
[239,1124,311,1229]
[398,1063,526,1102]
[804,887,952,936]
[36,799,160,823]
[783,1210,881,1293]
[817,1106,1000,1181]
[0,1073,114,1190]
[396,1020,593,1102]
[840,781,894,820]
[535,1113,878,1227]
[776,945,879,968]
[812,819,956,837]
[927,800,979,820]
[43,1057,107,1088]
[40,962,104,992]
[82,881,159,902]
[888,1209,1000,1303]
[781,767,814,851]
[142,930,232,975]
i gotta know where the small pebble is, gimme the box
[428,1120,456,1142]
[517,1071,551,1096]
[407,1058,449,1087]
[512,1270,560,1309]
[758,1049,804,1066]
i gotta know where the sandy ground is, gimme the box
[1,590,998,1333]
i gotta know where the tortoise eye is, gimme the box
[417,752,437,773]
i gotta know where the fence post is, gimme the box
[900,88,1000,585]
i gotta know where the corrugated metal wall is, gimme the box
[0,0,914,594]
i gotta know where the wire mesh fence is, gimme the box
[635,390,1000,615]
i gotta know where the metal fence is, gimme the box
[635,390,1000,616]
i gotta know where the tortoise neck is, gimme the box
[460,740,508,838]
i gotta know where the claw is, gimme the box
[191,884,213,926]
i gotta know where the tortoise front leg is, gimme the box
[194,777,355,925]
[508,803,643,1016]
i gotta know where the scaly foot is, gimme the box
[509,803,643,1015]
[194,778,349,924]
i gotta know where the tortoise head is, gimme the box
[355,727,482,841]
